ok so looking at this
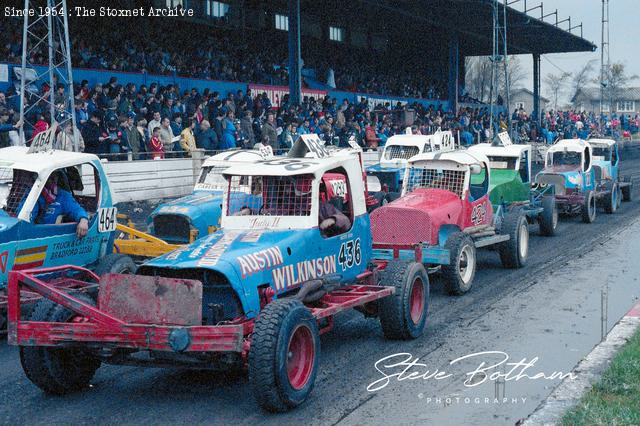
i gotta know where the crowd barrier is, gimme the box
[101,149,381,203]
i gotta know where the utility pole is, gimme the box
[599,0,610,129]
[19,0,78,151]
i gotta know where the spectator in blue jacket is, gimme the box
[221,111,237,150]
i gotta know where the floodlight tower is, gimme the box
[19,0,79,150]
[489,0,510,135]
[599,0,610,127]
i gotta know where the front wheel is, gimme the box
[499,210,529,269]
[604,183,619,214]
[581,190,597,223]
[249,299,320,412]
[20,293,101,394]
[442,232,477,295]
[538,196,558,236]
[94,253,136,276]
[378,261,430,340]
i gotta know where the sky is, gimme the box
[515,0,639,102]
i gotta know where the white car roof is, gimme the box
[0,146,100,175]
[587,138,616,148]
[202,149,267,167]
[548,139,591,154]
[223,154,360,177]
[408,150,489,167]
[467,143,529,158]
[385,134,434,148]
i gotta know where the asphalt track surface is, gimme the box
[1,153,640,426]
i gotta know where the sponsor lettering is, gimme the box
[197,232,240,267]
[272,255,337,291]
[249,217,281,228]
[49,236,100,260]
[240,231,263,243]
[238,246,284,278]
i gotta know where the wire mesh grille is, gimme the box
[197,166,229,191]
[0,168,36,217]
[383,145,419,161]
[227,174,314,217]
[405,167,466,198]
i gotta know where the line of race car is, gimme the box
[0,126,633,412]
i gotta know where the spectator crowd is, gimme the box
[1,73,638,160]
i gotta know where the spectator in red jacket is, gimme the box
[150,126,164,159]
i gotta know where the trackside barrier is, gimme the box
[86,149,381,203]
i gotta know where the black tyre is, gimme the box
[20,293,101,394]
[94,253,136,276]
[378,261,429,340]
[581,190,596,223]
[604,183,619,214]
[538,196,558,236]
[249,299,320,412]
[499,210,529,269]
[442,232,477,295]
[0,308,6,331]
[621,177,633,202]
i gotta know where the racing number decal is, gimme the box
[331,180,347,198]
[303,136,331,158]
[98,207,117,233]
[470,204,487,225]
[263,159,315,171]
[338,238,361,271]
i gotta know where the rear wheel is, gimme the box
[249,299,319,412]
[621,177,633,202]
[378,261,429,340]
[538,196,558,236]
[581,190,597,223]
[499,210,529,269]
[604,183,619,214]
[94,253,136,276]
[442,232,477,295]
[20,293,101,394]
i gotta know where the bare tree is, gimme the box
[570,59,597,107]
[464,56,493,102]
[601,62,639,112]
[498,55,528,106]
[544,72,571,110]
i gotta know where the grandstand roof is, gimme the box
[297,0,596,56]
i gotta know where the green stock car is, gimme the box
[468,143,558,236]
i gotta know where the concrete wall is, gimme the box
[106,150,380,203]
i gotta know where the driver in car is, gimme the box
[27,171,90,238]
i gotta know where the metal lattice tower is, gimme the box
[599,0,610,123]
[19,0,79,150]
[489,0,510,135]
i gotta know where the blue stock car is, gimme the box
[0,146,135,327]
[536,139,632,224]
[15,140,430,413]
[147,150,269,244]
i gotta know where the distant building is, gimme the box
[510,88,549,113]
[572,87,640,114]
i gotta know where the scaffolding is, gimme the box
[599,0,610,124]
[489,0,510,136]
[19,0,79,151]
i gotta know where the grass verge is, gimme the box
[560,328,640,425]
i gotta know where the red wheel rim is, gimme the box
[409,278,425,325]
[286,325,315,390]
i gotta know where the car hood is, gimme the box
[150,191,224,220]
[141,228,304,276]
[537,166,583,188]
[371,188,461,245]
